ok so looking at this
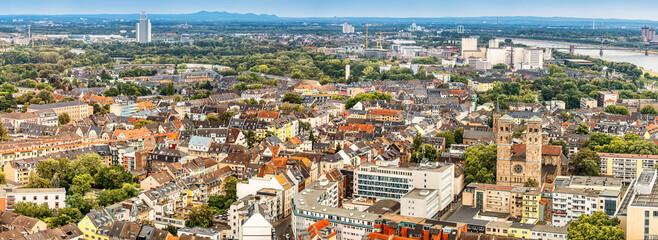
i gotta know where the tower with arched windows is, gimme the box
[494,115,562,186]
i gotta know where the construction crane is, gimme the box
[377,31,399,49]
[364,24,381,49]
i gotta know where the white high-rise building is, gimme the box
[523,48,544,69]
[136,12,151,43]
[461,37,478,56]
[486,48,507,66]
[489,39,499,48]
[342,23,354,34]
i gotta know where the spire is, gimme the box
[496,97,500,113]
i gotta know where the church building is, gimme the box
[494,114,567,186]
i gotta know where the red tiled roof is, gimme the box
[511,144,562,156]
[367,109,402,116]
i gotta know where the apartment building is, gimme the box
[3,159,38,185]
[353,162,454,215]
[229,194,278,240]
[3,188,66,210]
[551,187,620,227]
[365,109,403,122]
[461,183,528,219]
[598,152,658,183]
[615,169,658,240]
[521,189,541,224]
[293,179,378,240]
[580,97,597,109]
[110,103,139,117]
[27,100,93,121]
[598,91,619,107]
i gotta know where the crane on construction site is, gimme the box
[377,31,399,49]
[364,24,381,49]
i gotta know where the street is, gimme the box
[272,215,292,240]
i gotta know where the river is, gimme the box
[503,39,658,72]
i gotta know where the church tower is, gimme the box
[524,116,543,184]
[495,115,514,184]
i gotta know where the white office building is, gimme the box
[136,12,151,43]
[400,189,440,218]
[293,179,377,240]
[5,188,66,210]
[353,161,454,213]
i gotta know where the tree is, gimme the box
[245,130,257,148]
[567,211,624,240]
[134,120,155,129]
[436,131,456,148]
[409,144,439,163]
[0,169,6,184]
[205,115,219,122]
[493,63,507,69]
[45,207,83,228]
[309,130,316,143]
[454,128,464,145]
[412,132,423,151]
[281,93,303,104]
[65,194,95,215]
[95,165,134,190]
[574,122,590,135]
[70,174,93,195]
[345,92,392,109]
[26,173,52,188]
[71,154,103,177]
[218,111,235,122]
[14,202,53,219]
[163,225,178,237]
[223,176,238,200]
[549,64,565,77]
[104,87,120,97]
[523,178,539,187]
[463,144,497,184]
[160,82,176,96]
[628,140,658,155]
[604,105,629,115]
[641,105,658,115]
[97,183,138,206]
[570,148,601,176]
[0,122,8,142]
[186,205,214,228]
[58,113,70,125]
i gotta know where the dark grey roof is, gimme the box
[27,100,88,111]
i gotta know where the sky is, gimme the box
[2,0,658,21]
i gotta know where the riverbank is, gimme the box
[509,38,658,56]
[642,68,658,77]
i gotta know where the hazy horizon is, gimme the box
[3,0,658,21]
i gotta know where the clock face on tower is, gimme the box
[513,164,523,174]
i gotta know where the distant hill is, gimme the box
[0,12,657,27]
[0,11,280,22]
